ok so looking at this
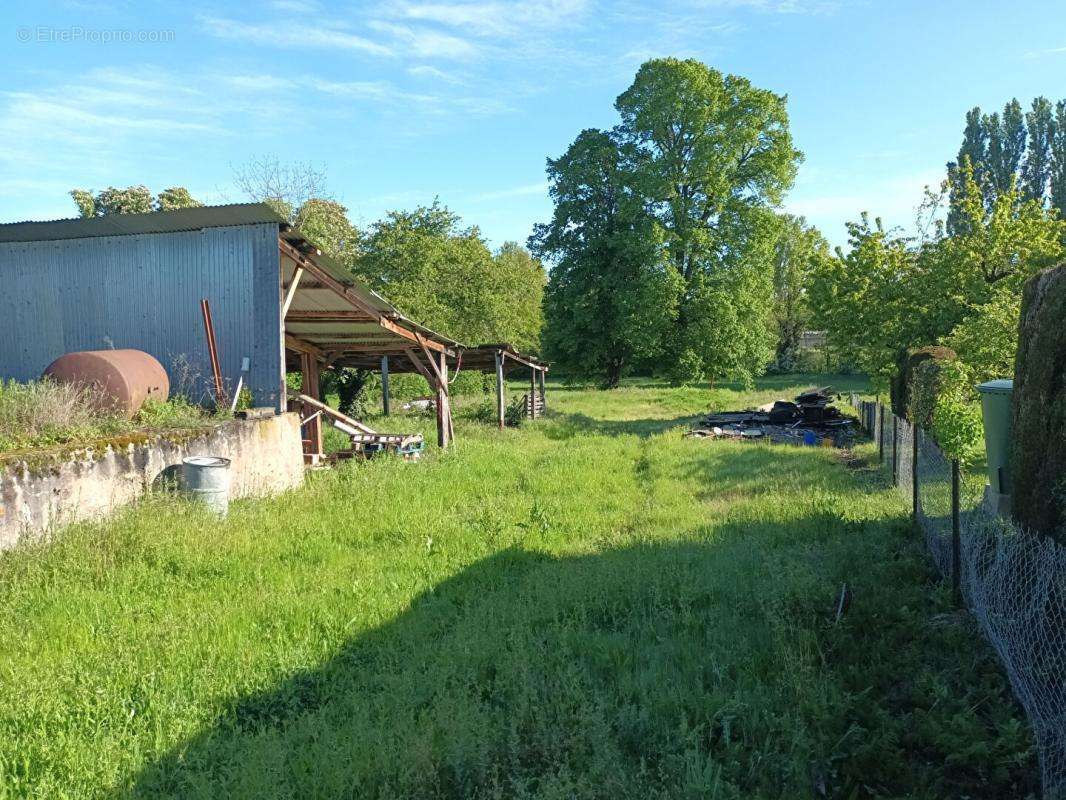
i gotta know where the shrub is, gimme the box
[667,348,707,387]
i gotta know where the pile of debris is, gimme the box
[686,386,857,448]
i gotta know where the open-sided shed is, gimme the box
[0,203,462,457]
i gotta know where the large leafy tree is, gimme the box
[530,129,682,387]
[612,58,802,384]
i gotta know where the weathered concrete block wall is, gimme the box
[0,412,304,550]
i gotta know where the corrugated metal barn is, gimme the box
[0,204,463,454]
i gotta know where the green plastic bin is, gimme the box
[976,379,1013,496]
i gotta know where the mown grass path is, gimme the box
[0,376,1036,798]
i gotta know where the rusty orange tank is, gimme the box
[43,349,170,417]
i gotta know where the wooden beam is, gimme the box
[529,368,537,420]
[285,310,377,322]
[300,354,323,459]
[436,349,452,449]
[495,350,505,430]
[404,348,434,383]
[380,316,449,354]
[381,355,390,416]
[415,333,447,386]
[284,333,323,358]
[281,266,304,317]
[295,393,376,435]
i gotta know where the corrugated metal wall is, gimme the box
[0,223,283,411]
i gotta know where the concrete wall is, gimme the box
[0,412,303,550]
[0,222,284,411]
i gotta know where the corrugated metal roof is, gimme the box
[0,203,288,243]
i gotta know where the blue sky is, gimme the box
[3,0,1066,249]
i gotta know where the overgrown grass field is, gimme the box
[0,376,1036,798]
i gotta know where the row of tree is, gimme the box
[531,58,810,388]
[807,99,1066,456]
[947,97,1066,232]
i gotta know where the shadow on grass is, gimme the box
[124,490,1033,798]
[539,410,702,439]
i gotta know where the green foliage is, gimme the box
[931,387,985,467]
[614,58,803,384]
[295,198,361,270]
[69,185,201,217]
[535,58,804,386]
[771,215,832,371]
[943,289,1021,383]
[0,377,1036,798]
[155,187,202,212]
[810,160,1066,391]
[358,202,544,349]
[907,348,957,429]
[667,347,706,386]
[532,128,682,387]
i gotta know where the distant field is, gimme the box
[0,375,1035,799]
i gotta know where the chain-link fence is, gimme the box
[851,397,1066,798]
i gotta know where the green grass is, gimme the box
[0,375,1035,799]
[0,379,216,458]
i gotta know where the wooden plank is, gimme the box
[529,368,537,420]
[381,355,390,416]
[284,333,323,358]
[295,393,377,435]
[281,266,304,317]
[495,350,505,430]
[437,349,452,448]
[300,354,323,458]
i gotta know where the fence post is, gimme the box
[911,421,919,521]
[951,458,961,605]
[891,415,898,486]
[878,404,884,464]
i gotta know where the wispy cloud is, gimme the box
[1023,44,1066,59]
[390,0,589,38]
[367,20,479,59]
[688,0,841,12]
[200,15,393,56]
[472,181,550,201]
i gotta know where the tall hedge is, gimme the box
[890,346,956,419]
[1011,264,1066,539]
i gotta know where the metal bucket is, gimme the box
[182,456,232,516]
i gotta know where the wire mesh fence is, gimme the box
[851,396,1066,799]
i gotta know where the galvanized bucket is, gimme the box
[182,456,232,516]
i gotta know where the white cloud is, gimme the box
[408,64,467,84]
[367,20,479,59]
[1023,45,1066,59]
[200,15,393,56]
[390,0,589,38]
[472,181,549,201]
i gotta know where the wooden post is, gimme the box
[951,458,962,605]
[911,421,919,521]
[537,369,546,411]
[892,415,899,486]
[435,350,451,449]
[300,353,323,460]
[495,350,505,430]
[529,369,537,419]
[381,355,390,416]
[878,403,884,464]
